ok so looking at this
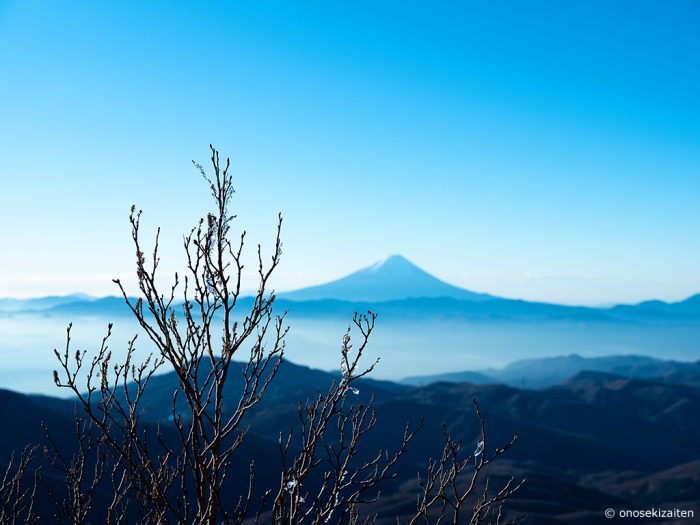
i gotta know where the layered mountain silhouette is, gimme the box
[8,358,700,523]
[280,254,495,302]
[2,256,699,394]
[1,256,698,521]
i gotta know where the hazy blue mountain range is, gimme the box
[402,354,700,389]
[9,293,700,325]
[1,256,699,392]
[0,294,94,313]
[607,294,700,322]
[2,255,699,324]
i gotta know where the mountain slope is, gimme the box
[280,254,495,302]
[12,360,700,523]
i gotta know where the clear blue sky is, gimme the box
[1,1,698,305]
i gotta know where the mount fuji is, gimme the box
[280,255,495,302]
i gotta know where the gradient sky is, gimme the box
[1,1,699,305]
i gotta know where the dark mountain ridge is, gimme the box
[2,357,699,523]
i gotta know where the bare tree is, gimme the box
[52,146,286,524]
[41,414,123,524]
[408,399,524,525]
[271,313,422,525]
[45,146,522,524]
[0,447,39,524]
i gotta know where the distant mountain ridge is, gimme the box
[2,256,699,322]
[7,293,700,326]
[279,254,495,302]
[402,354,700,389]
[2,254,699,370]
[0,294,94,313]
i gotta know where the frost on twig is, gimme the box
[474,439,484,466]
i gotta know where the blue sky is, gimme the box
[1,1,698,305]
